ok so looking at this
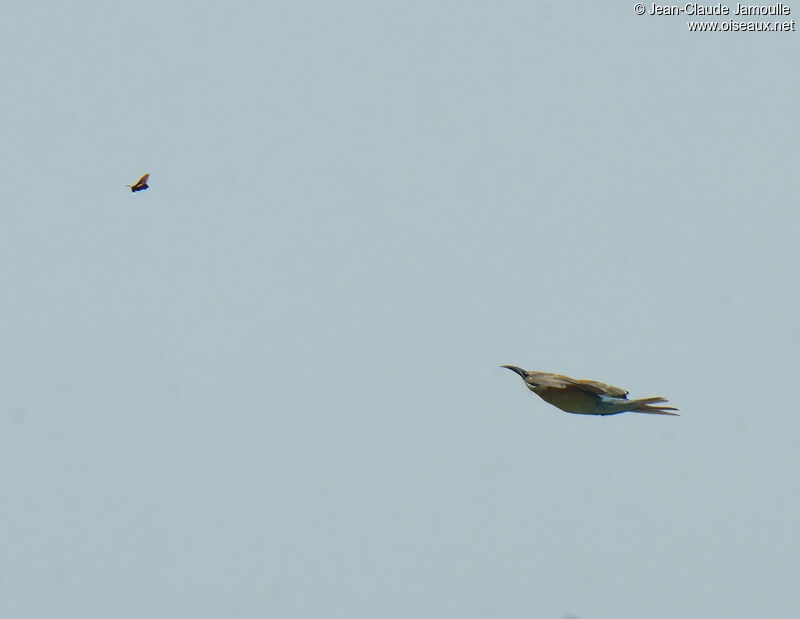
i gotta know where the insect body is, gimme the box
[127,173,150,192]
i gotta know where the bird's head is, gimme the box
[501,365,529,380]
[501,365,540,393]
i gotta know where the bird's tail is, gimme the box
[629,396,679,416]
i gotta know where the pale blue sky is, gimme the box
[1,3,798,618]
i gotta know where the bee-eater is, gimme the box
[501,365,678,416]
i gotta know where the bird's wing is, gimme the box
[573,378,629,398]
[137,174,149,185]
[532,372,629,398]
[529,372,579,389]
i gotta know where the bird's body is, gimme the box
[127,173,149,192]
[501,366,678,416]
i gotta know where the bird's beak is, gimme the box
[500,365,528,379]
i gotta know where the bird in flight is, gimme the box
[501,365,678,416]
[127,173,150,193]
